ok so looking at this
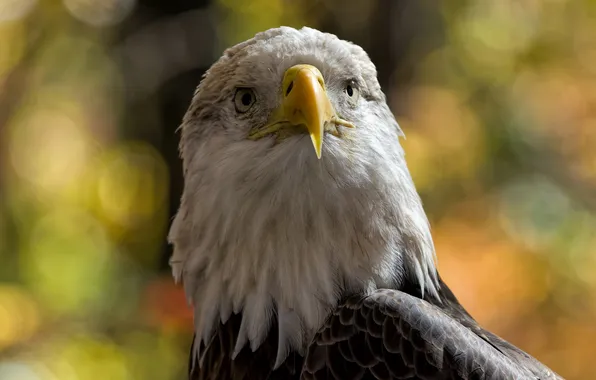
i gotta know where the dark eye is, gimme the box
[345,82,360,104]
[234,88,256,113]
[346,85,354,97]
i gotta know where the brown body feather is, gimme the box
[190,276,561,380]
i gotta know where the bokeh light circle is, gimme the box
[0,0,37,23]
[63,0,136,27]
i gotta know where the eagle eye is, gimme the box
[345,81,360,104]
[234,88,256,113]
[346,84,354,97]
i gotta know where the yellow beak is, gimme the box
[281,64,334,159]
[247,64,354,158]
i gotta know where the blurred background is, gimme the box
[0,0,595,379]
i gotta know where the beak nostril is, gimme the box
[286,81,294,96]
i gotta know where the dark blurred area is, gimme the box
[1,1,595,379]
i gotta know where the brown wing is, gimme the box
[301,288,561,380]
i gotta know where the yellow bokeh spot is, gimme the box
[511,67,596,186]
[401,86,485,191]
[34,336,131,380]
[0,20,26,79]
[21,208,114,315]
[8,98,92,196]
[451,1,540,82]
[217,0,306,45]
[63,0,136,28]
[95,142,168,229]
[0,285,40,350]
[56,337,130,380]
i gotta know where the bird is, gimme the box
[168,26,562,380]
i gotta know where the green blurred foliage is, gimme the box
[0,0,595,379]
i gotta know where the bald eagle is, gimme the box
[168,27,561,380]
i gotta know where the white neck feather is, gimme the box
[169,132,438,368]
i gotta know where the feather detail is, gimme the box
[219,296,232,324]
[274,308,304,369]
[232,314,249,359]
[246,292,273,352]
